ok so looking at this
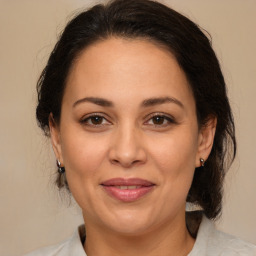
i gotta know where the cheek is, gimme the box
[150,130,198,173]
[147,127,199,203]
[60,130,109,180]
[60,131,110,210]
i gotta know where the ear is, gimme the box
[49,113,63,164]
[195,116,217,167]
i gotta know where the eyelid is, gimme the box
[144,112,176,125]
[80,112,112,126]
[79,112,176,128]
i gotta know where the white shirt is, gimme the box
[24,216,256,256]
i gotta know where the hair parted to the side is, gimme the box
[36,0,236,220]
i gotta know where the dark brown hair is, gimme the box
[36,0,236,220]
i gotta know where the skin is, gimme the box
[50,37,216,256]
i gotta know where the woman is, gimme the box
[25,0,256,255]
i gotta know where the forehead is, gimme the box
[64,37,194,108]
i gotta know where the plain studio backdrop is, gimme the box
[0,0,255,255]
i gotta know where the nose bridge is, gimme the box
[109,120,146,167]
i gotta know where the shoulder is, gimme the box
[211,229,256,255]
[23,225,87,256]
[212,229,256,256]
[23,241,67,256]
[189,215,256,256]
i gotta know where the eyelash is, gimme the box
[80,113,111,127]
[80,113,176,128]
[145,113,176,127]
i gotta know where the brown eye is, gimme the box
[81,115,110,126]
[145,114,175,127]
[152,116,165,125]
[90,116,104,125]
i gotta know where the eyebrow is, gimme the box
[141,97,184,108]
[73,97,113,108]
[73,96,183,108]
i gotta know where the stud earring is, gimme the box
[200,158,205,167]
[57,159,65,174]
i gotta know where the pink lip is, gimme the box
[101,178,155,202]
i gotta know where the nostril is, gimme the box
[108,140,147,168]
[111,159,120,165]
[110,158,144,168]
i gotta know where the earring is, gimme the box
[200,158,205,167]
[57,159,65,174]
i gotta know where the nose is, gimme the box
[108,125,147,168]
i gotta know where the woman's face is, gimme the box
[51,38,214,235]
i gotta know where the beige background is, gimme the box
[0,0,255,255]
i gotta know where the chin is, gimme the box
[110,221,152,236]
[102,208,157,236]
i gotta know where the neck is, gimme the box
[83,212,195,256]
